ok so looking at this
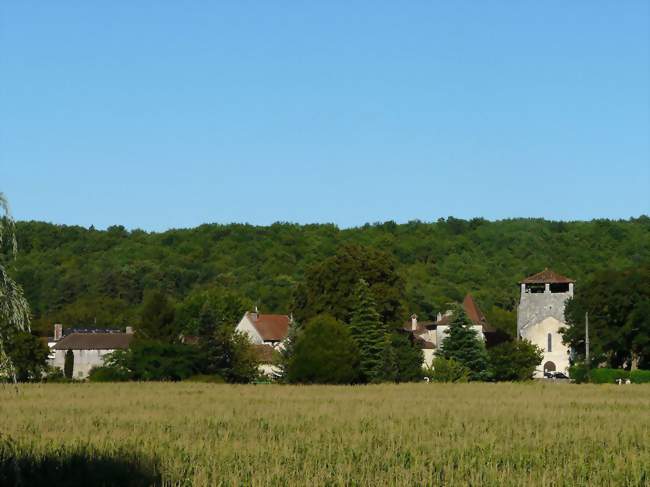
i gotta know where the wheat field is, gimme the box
[1,382,649,486]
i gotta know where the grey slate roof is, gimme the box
[53,333,133,350]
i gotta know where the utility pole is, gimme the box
[585,311,590,369]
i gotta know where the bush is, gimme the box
[287,314,360,384]
[589,368,630,384]
[630,370,650,384]
[568,365,589,383]
[488,340,543,381]
[88,366,129,382]
[424,357,470,383]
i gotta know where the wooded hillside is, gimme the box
[9,217,650,335]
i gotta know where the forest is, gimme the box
[8,216,650,337]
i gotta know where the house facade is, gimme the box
[235,310,292,377]
[517,269,574,378]
[50,325,134,379]
[405,294,501,367]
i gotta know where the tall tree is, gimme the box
[563,266,650,369]
[349,279,386,382]
[488,340,543,381]
[438,306,490,381]
[293,244,406,326]
[64,349,74,379]
[138,291,176,341]
[0,193,31,384]
[288,315,360,384]
[380,332,424,383]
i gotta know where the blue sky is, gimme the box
[1,2,649,231]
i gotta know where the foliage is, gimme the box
[277,318,302,382]
[175,287,250,336]
[88,365,129,382]
[488,340,543,381]
[64,349,74,379]
[379,332,424,383]
[589,368,631,384]
[484,306,516,339]
[7,218,649,338]
[104,340,201,381]
[293,244,406,326]
[287,315,360,384]
[568,365,589,384]
[348,279,387,382]
[564,266,650,369]
[630,370,650,384]
[138,291,176,341]
[438,306,490,381]
[424,357,470,382]
[0,192,31,382]
[4,383,650,485]
[2,331,49,381]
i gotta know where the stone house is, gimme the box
[405,294,501,367]
[517,268,574,377]
[50,325,134,379]
[235,310,291,377]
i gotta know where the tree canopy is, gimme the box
[5,217,649,339]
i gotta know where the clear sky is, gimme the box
[1,2,649,231]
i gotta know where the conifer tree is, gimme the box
[438,305,489,381]
[278,317,301,382]
[64,349,74,379]
[349,279,386,382]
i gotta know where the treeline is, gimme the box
[8,217,650,336]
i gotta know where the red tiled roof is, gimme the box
[53,333,133,350]
[520,268,575,284]
[247,312,290,341]
[432,294,496,333]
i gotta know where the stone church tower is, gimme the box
[517,269,574,377]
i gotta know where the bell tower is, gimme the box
[517,269,574,377]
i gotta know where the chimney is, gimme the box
[411,314,418,331]
[436,312,442,322]
[54,323,63,341]
[251,305,259,321]
[125,326,134,334]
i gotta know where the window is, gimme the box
[547,333,552,352]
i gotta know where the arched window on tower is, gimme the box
[547,333,552,352]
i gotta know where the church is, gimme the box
[517,269,574,378]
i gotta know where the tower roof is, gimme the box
[519,268,575,284]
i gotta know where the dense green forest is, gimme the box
[8,217,650,336]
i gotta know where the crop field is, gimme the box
[1,383,649,486]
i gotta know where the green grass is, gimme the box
[1,383,649,486]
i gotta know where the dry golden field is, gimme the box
[1,382,649,486]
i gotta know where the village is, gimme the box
[48,269,576,381]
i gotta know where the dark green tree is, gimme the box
[438,306,490,381]
[138,291,176,341]
[563,266,650,369]
[103,340,201,381]
[277,317,301,382]
[488,340,543,381]
[379,332,424,383]
[349,279,386,382]
[287,315,360,384]
[64,349,74,379]
[4,331,49,381]
[293,244,406,326]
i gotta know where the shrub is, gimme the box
[589,368,630,384]
[630,370,650,384]
[488,340,543,381]
[88,366,129,382]
[425,357,470,383]
[287,314,360,384]
[568,365,589,383]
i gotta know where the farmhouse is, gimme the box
[517,268,574,378]
[405,294,501,367]
[235,310,292,377]
[50,324,134,379]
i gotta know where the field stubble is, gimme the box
[1,382,649,486]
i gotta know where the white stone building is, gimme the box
[50,326,134,379]
[406,294,502,367]
[235,310,291,377]
[517,269,574,378]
